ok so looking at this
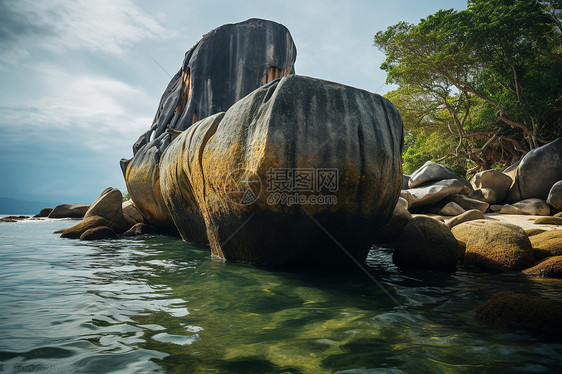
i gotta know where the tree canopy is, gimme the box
[375,0,562,176]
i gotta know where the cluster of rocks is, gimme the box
[51,188,149,240]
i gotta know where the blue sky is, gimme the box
[0,0,467,209]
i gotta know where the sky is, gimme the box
[0,0,467,210]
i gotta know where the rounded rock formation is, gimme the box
[546,180,562,211]
[523,256,562,278]
[451,220,534,272]
[393,216,458,271]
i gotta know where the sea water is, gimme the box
[1,217,561,373]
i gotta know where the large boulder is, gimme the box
[408,161,472,190]
[159,75,404,266]
[529,230,562,261]
[34,208,53,218]
[80,226,118,241]
[60,216,112,239]
[470,169,512,203]
[407,179,470,210]
[122,200,145,227]
[506,137,562,203]
[120,19,297,229]
[48,204,89,219]
[475,291,562,339]
[546,180,562,211]
[393,216,458,271]
[512,198,550,216]
[451,220,534,272]
[84,187,128,228]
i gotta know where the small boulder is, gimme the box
[123,222,152,236]
[490,204,503,212]
[525,229,546,237]
[122,200,145,227]
[470,169,512,202]
[446,194,489,214]
[529,230,562,260]
[48,204,90,218]
[499,204,523,215]
[451,220,534,272]
[512,198,550,216]
[440,201,465,216]
[546,181,562,211]
[475,291,562,339]
[407,179,471,210]
[80,226,118,240]
[470,188,496,204]
[446,209,485,229]
[34,208,53,218]
[393,216,458,271]
[84,187,128,230]
[534,217,562,225]
[60,216,112,239]
[555,211,562,218]
[408,161,472,190]
[523,256,562,278]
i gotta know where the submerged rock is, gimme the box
[159,75,404,266]
[121,19,297,229]
[475,291,562,339]
[451,220,534,272]
[80,226,118,241]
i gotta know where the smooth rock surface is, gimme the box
[534,217,562,225]
[122,200,145,227]
[470,169,512,202]
[159,75,404,266]
[507,137,562,203]
[440,201,465,216]
[380,197,413,242]
[48,204,90,219]
[60,216,112,239]
[446,209,485,229]
[121,19,297,228]
[34,208,52,218]
[499,204,523,215]
[451,220,534,272]
[546,180,562,211]
[123,223,151,236]
[470,188,496,204]
[407,179,470,210]
[447,194,489,214]
[84,187,128,230]
[393,217,458,271]
[408,161,471,190]
[512,198,550,216]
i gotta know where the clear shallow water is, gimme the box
[0,218,561,373]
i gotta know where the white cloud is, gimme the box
[0,0,173,64]
[0,65,154,152]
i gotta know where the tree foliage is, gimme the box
[375,0,562,176]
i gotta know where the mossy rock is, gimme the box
[529,230,562,261]
[523,256,562,278]
[475,291,562,339]
[451,220,533,272]
[534,217,562,225]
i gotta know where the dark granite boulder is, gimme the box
[121,19,297,229]
[507,137,562,203]
[48,204,90,219]
[547,180,562,211]
[34,208,52,218]
[408,161,472,190]
[159,75,404,266]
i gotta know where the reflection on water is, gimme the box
[0,218,561,373]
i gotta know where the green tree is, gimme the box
[375,0,562,175]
